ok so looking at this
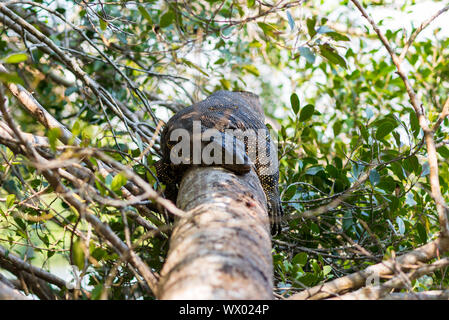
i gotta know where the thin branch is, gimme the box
[0,64,80,146]
[0,87,160,296]
[433,96,449,132]
[288,237,449,300]
[350,0,449,237]
[0,281,31,300]
[331,258,449,300]
[398,4,449,63]
[0,244,67,289]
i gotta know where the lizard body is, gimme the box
[155,90,283,234]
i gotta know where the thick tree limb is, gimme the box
[158,166,273,299]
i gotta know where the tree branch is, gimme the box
[350,0,449,237]
[288,237,449,300]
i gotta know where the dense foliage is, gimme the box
[0,0,448,299]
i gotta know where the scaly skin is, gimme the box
[155,90,283,235]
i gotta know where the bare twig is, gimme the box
[398,4,449,63]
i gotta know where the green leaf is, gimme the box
[159,10,174,28]
[91,284,104,300]
[48,128,61,152]
[323,265,332,276]
[110,171,127,192]
[306,166,323,175]
[95,173,107,196]
[343,211,353,231]
[138,5,153,24]
[319,44,347,68]
[437,146,449,159]
[4,53,28,64]
[81,125,94,145]
[65,86,78,97]
[409,111,420,138]
[292,252,308,266]
[182,59,209,76]
[283,185,297,201]
[377,176,397,193]
[220,78,231,90]
[359,124,369,142]
[416,223,427,244]
[0,72,24,84]
[6,194,16,209]
[310,222,320,234]
[242,64,260,76]
[298,46,316,64]
[396,217,405,235]
[214,58,225,65]
[99,18,108,31]
[326,164,339,178]
[247,0,256,8]
[299,104,315,122]
[333,120,342,136]
[91,247,107,261]
[404,155,420,174]
[316,26,334,34]
[306,17,316,37]
[375,122,395,140]
[290,93,300,114]
[327,32,350,41]
[390,162,406,180]
[14,217,26,232]
[369,169,380,186]
[257,22,276,38]
[72,240,85,270]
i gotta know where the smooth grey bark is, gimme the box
[0,282,31,300]
[158,166,273,299]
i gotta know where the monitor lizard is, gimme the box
[154,90,283,235]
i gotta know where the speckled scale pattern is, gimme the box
[155,90,283,235]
